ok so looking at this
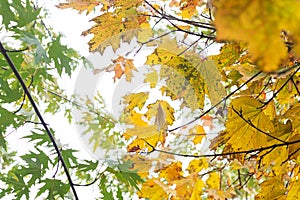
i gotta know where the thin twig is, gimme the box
[168,71,263,132]
[231,107,286,143]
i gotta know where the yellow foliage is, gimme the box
[57,0,100,14]
[215,0,300,72]
[189,124,205,145]
[199,59,226,106]
[146,100,175,127]
[82,3,147,52]
[122,92,149,112]
[144,69,158,88]
[137,178,169,199]
[146,48,205,110]
[159,162,183,182]
[287,179,300,200]
[255,177,286,200]
[212,96,276,151]
[206,172,219,189]
[187,158,208,173]
[124,154,153,178]
[179,0,203,18]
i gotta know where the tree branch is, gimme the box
[0,42,79,200]
[142,138,300,158]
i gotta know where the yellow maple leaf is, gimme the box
[123,110,148,126]
[57,0,100,15]
[180,0,203,18]
[123,92,149,112]
[159,162,183,182]
[207,172,220,189]
[144,69,158,88]
[82,7,147,52]
[255,177,286,200]
[199,59,226,105]
[124,154,152,177]
[187,158,208,173]
[215,0,300,72]
[211,96,276,151]
[287,179,300,200]
[137,178,169,199]
[146,48,205,110]
[125,125,164,153]
[145,100,175,128]
[189,124,206,145]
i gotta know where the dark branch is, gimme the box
[0,42,79,200]
[142,138,300,158]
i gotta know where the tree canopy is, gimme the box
[0,0,300,199]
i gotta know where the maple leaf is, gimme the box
[82,1,146,52]
[287,179,300,200]
[159,162,183,182]
[215,0,300,72]
[137,178,169,200]
[57,0,101,15]
[199,59,226,105]
[144,69,158,88]
[179,0,203,18]
[145,100,175,127]
[106,56,137,82]
[189,124,206,145]
[146,48,206,110]
[211,96,276,151]
[187,158,208,173]
[125,125,164,153]
[255,177,286,200]
[124,154,153,178]
[122,92,149,112]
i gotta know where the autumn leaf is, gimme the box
[179,0,203,18]
[215,0,300,72]
[255,177,286,200]
[124,154,153,178]
[207,171,219,189]
[125,125,164,153]
[211,96,276,151]
[145,100,175,127]
[187,158,208,173]
[137,178,169,200]
[159,162,183,182]
[287,179,300,200]
[57,0,101,15]
[124,110,148,127]
[82,4,147,52]
[189,124,206,145]
[144,69,158,88]
[122,92,149,112]
[106,56,137,82]
[146,48,206,110]
[199,59,226,105]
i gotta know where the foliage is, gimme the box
[0,0,300,199]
